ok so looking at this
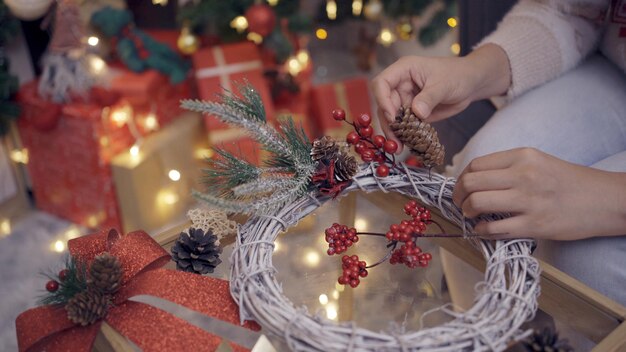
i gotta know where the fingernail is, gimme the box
[414,101,430,119]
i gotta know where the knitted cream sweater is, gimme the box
[480,0,625,98]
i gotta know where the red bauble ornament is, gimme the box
[245,4,277,37]
[46,280,59,292]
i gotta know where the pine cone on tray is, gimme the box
[171,228,222,275]
[311,136,340,163]
[523,327,574,352]
[65,289,110,326]
[389,107,445,168]
[334,152,358,182]
[87,252,122,294]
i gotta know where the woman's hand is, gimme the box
[453,148,626,240]
[372,44,511,152]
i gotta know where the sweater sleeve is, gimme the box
[478,0,609,99]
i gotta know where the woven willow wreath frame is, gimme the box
[229,164,541,351]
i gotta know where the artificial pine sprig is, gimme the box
[182,82,317,215]
[39,256,88,306]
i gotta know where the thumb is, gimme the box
[412,85,446,120]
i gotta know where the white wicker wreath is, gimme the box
[229,164,541,351]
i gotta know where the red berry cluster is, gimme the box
[332,108,398,178]
[390,241,432,268]
[386,201,434,268]
[325,223,359,256]
[338,255,368,288]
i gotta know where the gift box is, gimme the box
[16,71,193,230]
[192,42,275,133]
[111,113,209,234]
[311,77,373,140]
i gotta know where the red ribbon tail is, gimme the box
[116,268,259,330]
[105,301,231,351]
[16,305,99,352]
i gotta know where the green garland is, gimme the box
[181,82,316,215]
[40,256,88,307]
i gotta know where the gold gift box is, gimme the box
[111,113,209,234]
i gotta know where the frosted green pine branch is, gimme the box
[202,148,260,197]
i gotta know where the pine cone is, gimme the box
[334,152,358,182]
[88,252,122,294]
[523,327,574,352]
[311,136,339,162]
[65,289,110,326]
[171,228,222,275]
[389,107,445,167]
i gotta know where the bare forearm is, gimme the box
[583,169,626,238]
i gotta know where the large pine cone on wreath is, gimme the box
[389,107,445,167]
[171,228,222,275]
[87,252,122,294]
[65,289,110,326]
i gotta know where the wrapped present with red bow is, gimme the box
[192,42,274,163]
[16,229,261,352]
[310,77,373,140]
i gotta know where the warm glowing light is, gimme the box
[315,28,328,40]
[286,56,304,76]
[231,16,249,33]
[194,148,214,159]
[143,113,159,131]
[86,214,100,228]
[354,217,368,230]
[110,106,131,126]
[247,32,263,44]
[447,17,458,28]
[168,169,181,182]
[319,294,329,305]
[296,50,310,66]
[87,36,99,46]
[267,0,278,5]
[0,219,11,237]
[53,240,65,253]
[450,43,461,55]
[378,28,396,46]
[326,305,338,320]
[332,290,339,299]
[335,282,345,292]
[130,144,140,157]
[89,56,106,75]
[304,250,320,267]
[273,240,281,252]
[152,0,168,5]
[10,149,28,164]
[326,0,337,20]
[99,136,109,147]
[158,190,179,205]
[352,0,363,16]
[64,226,81,240]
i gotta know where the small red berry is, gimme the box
[376,164,390,177]
[349,279,360,288]
[58,269,69,282]
[359,126,373,137]
[346,131,360,144]
[332,109,346,121]
[383,140,398,154]
[374,153,385,163]
[46,280,59,292]
[356,113,372,127]
[327,248,336,256]
[354,142,367,154]
[373,135,386,147]
[361,150,375,162]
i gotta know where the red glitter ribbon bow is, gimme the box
[16,229,259,352]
